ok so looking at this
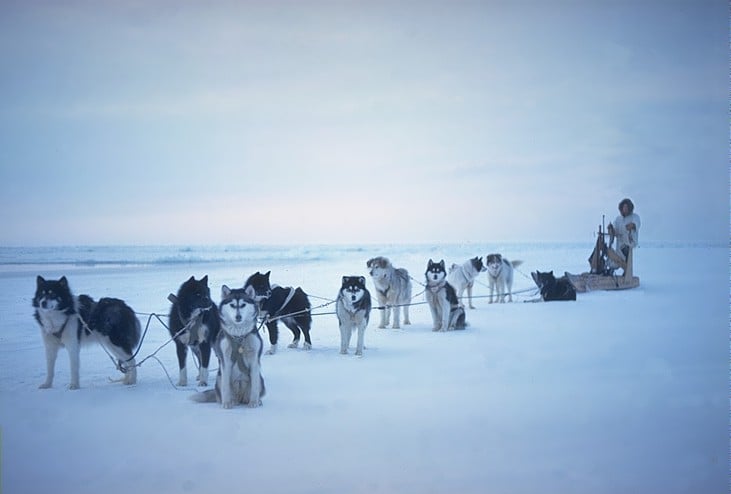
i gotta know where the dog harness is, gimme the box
[222,331,256,373]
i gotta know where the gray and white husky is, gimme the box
[366,256,412,329]
[33,276,140,389]
[486,253,523,303]
[424,260,466,331]
[336,276,372,356]
[192,285,265,408]
[447,256,486,309]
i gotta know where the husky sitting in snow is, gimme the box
[336,276,372,356]
[192,285,265,408]
[424,260,466,331]
[447,256,486,309]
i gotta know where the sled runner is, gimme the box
[565,221,640,293]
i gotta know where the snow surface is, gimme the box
[0,243,727,494]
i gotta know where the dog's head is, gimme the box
[219,285,259,329]
[367,256,392,281]
[174,275,215,321]
[470,256,486,273]
[486,254,503,277]
[425,259,447,283]
[340,276,368,304]
[33,276,75,315]
[530,270,556,289]
[244,271,272,302]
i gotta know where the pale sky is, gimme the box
[0,0,726,246]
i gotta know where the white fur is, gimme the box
[36,306,89,390]
[336,288,369,356]
[367,257,412,329]
[447,259,485,309]
[486,255,523,303]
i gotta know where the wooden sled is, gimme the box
[567,246,639,293]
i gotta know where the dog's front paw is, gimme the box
[303,342,312,351]
[39,382,52,389]
[247,400,261,408]
[287,342,299,349]
[68,383,80,390]
[222,401,234,409]
[340,348,348,355]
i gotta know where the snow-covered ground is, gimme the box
[0,243,726,494]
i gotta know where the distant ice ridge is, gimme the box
[0,241,705,268]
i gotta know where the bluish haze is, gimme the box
[0,0,726,246]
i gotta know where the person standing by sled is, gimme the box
[606,197,640,274]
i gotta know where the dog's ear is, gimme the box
[244,285,256,299]
[36,275,45,288]
[359,276,365,286]
[366,258,373,267]
[201,275,209,285]
[59,276,68,288]
[221,285,231,298]
[342,276,349,285]
[439,260,445,268]
[264,271,271,279]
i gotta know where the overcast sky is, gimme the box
[0,0,726,246]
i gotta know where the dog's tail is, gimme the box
[189,389,217,403]
[511,260,524,268]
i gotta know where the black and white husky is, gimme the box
[447,256,486,309]
[366,256,412,329]
[168,275,220,387]
[486,253,523,303]
[531,271,577,301]
[192,285,265,408]
[336,276,372,356]
[424,260,466,331]
[244,271,312,354]
[33,276,140,389]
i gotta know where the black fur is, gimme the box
[244,271,312,349]
[86,297,141,355]
[531,271,577,301]
[33,276,76,318]
[469,256,485,273]
[168,275,220,382]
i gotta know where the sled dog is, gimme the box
[168,275,220,386]
[486,253,523,303]
[336,276,372,356]
[33,276,140,389]
[192,285,265,408]
[366,256,412,329]
[447,256,486,309]
[244,271,312,354]
[424,260,466,331]
[531,271,577,301]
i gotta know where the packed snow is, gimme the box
[0,243,726,494]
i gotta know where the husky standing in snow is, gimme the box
[33,276,140,389]
[336,276,372,356]
[447,256,486,309]
[366,256,412,329]
[168,275,220,387]
[485,254,523,303]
